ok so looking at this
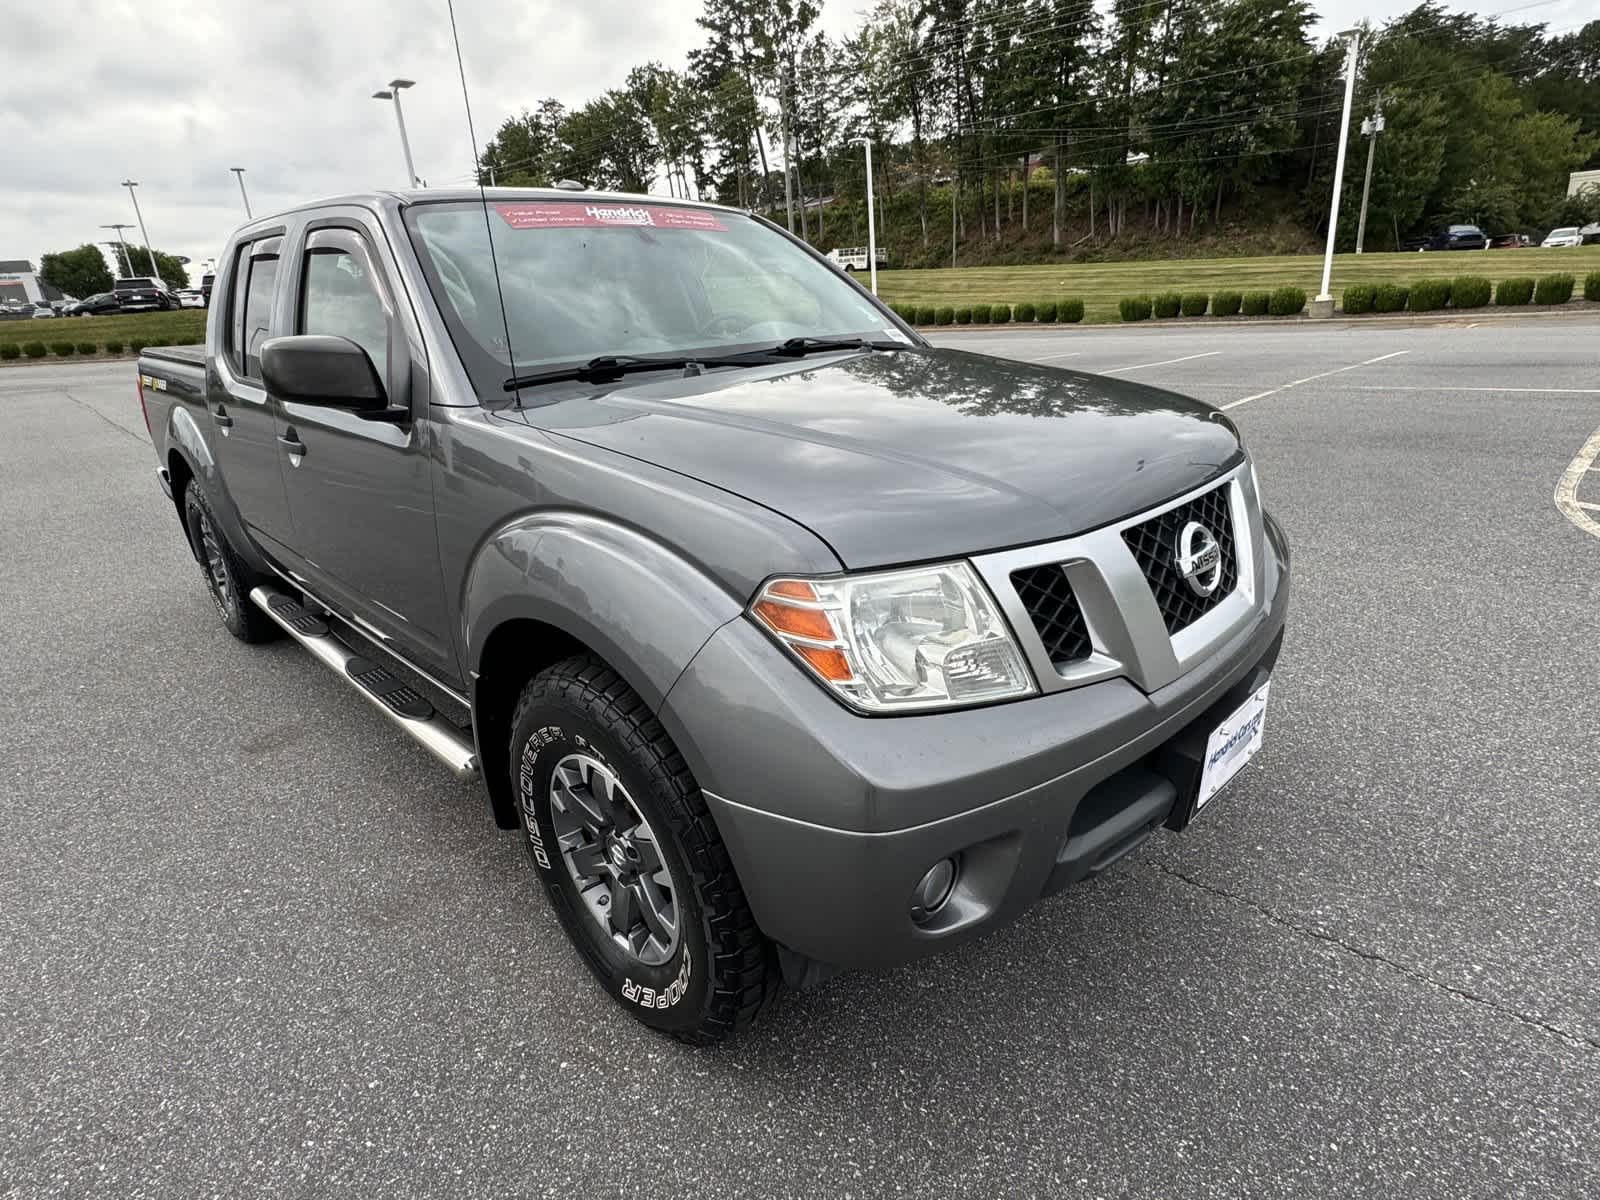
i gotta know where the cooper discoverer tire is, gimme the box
[182,479,278,644]
[510,654,778,1043]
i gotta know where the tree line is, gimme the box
[477,0,1599,263]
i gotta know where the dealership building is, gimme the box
[0,260,67,307]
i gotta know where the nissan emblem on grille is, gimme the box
[1176,520,1223,597]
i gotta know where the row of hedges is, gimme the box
[0,339,140,360]
[1342,272,1598,314]
[1120,286,1307,322]
[892,299,1086,326]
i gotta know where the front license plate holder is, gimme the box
[1158,680,1271,831]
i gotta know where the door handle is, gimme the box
[212,405,233,428]
[277,432,307,457]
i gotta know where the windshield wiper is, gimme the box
[503,338,905,393]
[504,354,702,392]
[768,336,905,356]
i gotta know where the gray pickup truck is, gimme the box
[139,188,1290,1042]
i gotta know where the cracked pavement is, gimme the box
[3,323,1598,1199]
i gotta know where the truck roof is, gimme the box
[229,187,742,238]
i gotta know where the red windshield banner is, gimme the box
[494,203,728,232]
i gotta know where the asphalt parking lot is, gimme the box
[4,317,1598,1198]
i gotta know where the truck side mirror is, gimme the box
[261,334,387,412]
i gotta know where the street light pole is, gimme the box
[852,138,879,295]
[1355,107,1384,255]
[100,224,134,276]
[372,79,419,187]
[120,179,161,285]
[230,167,253,218]
[1315,30,1361,308]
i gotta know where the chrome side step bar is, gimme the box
[249,586,479,780]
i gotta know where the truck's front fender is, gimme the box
[462,510,745,711]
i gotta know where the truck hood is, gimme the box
[533,347,1243,568]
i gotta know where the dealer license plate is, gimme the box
[1195,681,1271,812]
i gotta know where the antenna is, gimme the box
[445,0,521,406]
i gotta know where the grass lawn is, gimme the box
[0,308,207,353]
[875,246,1600,323]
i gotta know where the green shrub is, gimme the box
[990,304,1012,325]
[914,305,938,325]
[1035,300,1057,322]
[1014,300,1036,322]
[0,343,19,360]
[1585,272,1600,303]
[1494,277,1533,306]
[1535,273,1575,305]
[23,341,47,358]
[1119,295,1153,322]
[934,305,955,326]
[130,339,148,353]
[1341,283,1376,314]
[51,341,76,357]
[1058,298,1084,324]
[1451,276,1491,309]
[1180,292,1209,317]
[1240,291,1271,316]
[77,341,97,355]
[1152,291,1182,318]
[1268,286,1306,316]
[104,339,124,354]
[1408,278,1451,311]
[1212,290,1242,317]
[954,306,972,325]
[1372,283,1408,313]
[971,303,992,324]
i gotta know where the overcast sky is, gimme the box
[1,0,1589,286]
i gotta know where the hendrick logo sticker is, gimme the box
[495,203,727,232]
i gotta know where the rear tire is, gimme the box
[509,654,778,1043]
[182,479,278,643]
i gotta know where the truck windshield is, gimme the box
[405,199,897,393]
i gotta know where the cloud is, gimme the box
[5,0,1590,283]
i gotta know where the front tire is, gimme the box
[182,479,278,643]
[509,655,778,1043]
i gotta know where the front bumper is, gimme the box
[660,513,1291,973]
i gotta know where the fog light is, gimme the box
[910,858,958,923]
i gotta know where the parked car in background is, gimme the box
[1488,233,1531,249]
[177,289,206,309]
[826,246,889,272]
[71,293,124,316]
[113,277,176,311]
[29,304,56,319]
[1541,227,1583,248]
[1423,225,1489,251]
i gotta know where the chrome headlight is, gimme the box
[750,563,1036,713]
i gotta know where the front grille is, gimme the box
[1011,565,1092,665]
[1122,483,1238,634]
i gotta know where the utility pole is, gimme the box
[1355,103,1384,255]
[852,138,879,295]
[1314,29,1361,313]
[100,224,134,277]
[372,79,420,187]
[230,167,253,218]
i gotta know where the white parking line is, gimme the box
[1353,385,1600,395]
[1555,426,1600,539]
[1103,350,1221,374]
[1034,351,1082,362]
[1222,350,1411,410]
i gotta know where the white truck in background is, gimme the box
[825,246,888,272]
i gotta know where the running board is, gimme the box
[249,586,479,780]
